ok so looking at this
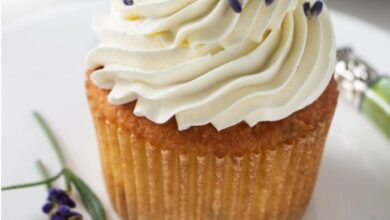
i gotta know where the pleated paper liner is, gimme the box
[92,113,330,220]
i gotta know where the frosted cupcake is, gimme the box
[86,0,338,219]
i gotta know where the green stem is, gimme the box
[33,112,67,167]
[63,169,72,193]
[33,112,71,191]
[36,160,52,190]
[2,170,64,191]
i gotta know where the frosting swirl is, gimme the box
[87,0,336,131]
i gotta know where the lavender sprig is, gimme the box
[2,112,106,220]
[42,188,82,220]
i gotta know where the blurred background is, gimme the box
[3,0,390,31]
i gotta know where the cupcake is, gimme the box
[86,0,338,219]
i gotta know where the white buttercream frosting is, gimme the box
[87,0,336,131]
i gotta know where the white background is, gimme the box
[3,0,390,31]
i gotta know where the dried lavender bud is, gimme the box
[303,2,311,17]
[58,195,76,208]
[265,0,274,6]
[123,0,134,6]
[47,188,61,201]
[303,1,323,19]
[42,202,54,214]
[56,192,69,202]
[57,205,71,215]
[64,198,76,208]
[228,0,242,13]
[311,1,323,17]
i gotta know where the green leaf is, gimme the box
[2,170,64,191]
[36,160,52,190]
[68,172,106,220]
[33,112,67,167]
[33,111,71,191]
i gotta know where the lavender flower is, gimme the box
[42,188,82,220]
[2,112,105,220]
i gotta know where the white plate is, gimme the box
[3,2,390,220]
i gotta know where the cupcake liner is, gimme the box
[92,114,330,220]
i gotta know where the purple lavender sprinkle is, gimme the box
[228,0,242,13]
[123,0,134,6]
[265,0,274,6]
[311,1,323,17]
[303,1,323,19]
[303,2,311,18]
